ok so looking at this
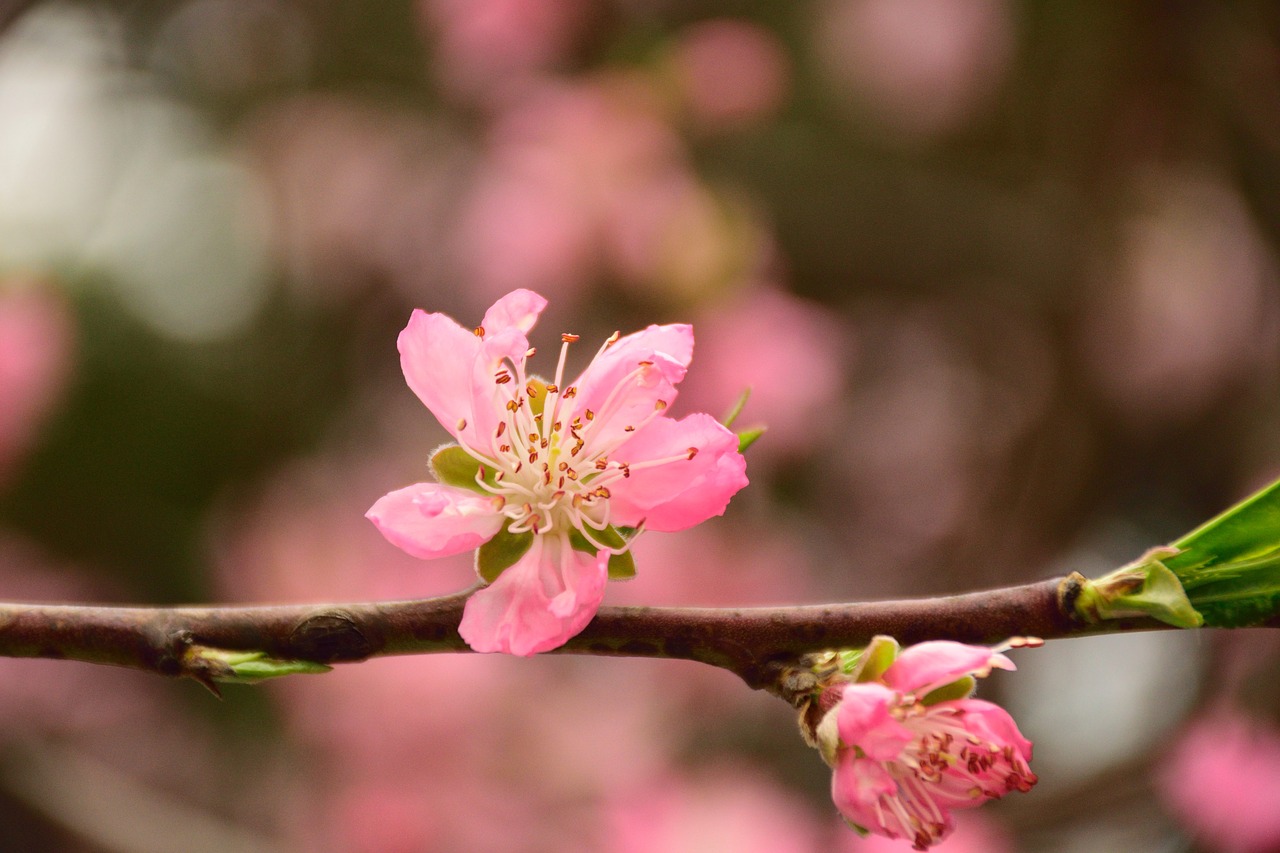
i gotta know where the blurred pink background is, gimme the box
[2,0,1280,850]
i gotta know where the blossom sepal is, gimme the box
[736,426,766,452]
[720,388,767,452]
[920,675,976,705]
[841,634,900,682]
[476,527,535,582]
[430,444,499,494]
[788,636,905,750]
[569,526,636,580]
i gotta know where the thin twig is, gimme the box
[0,574,1196,693]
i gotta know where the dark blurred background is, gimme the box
[1,1,1279,850]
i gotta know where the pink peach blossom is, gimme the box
[1158,709,1280,853]
[368,289,748,655]
[0,285,74,486]
[243,94,468,302]
[818,640,1036,850]
[815,0,1014,136]
[669,20,790,132]
[839,812,1014,852]
[607,766,823,853]
[452,78,687,304]
[420,0,588,102]
[454,78,764,304]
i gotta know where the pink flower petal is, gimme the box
[831,757,899,837]
[572,353,684,453]
[607,413,748,531]
[458,535,608,656]
[568,324,694,443]
[883,641,1014,696]
[952,698,1034,764]
[480,288,548,336]
[835,683,914,762]
[468,326,532,444]
[397,306,531,448]
[825,642,1036,848]
[366,482,505,559]
[398,308,485,440]
[911,702,1034,812]
[845,814,1015,853]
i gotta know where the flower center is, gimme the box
[868,701,1036,849]
[462,331,694,555]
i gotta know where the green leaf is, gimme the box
[737,426,766,453]
[476,527,534,583]
[568,526,636,580]
[226,656,333,682]
[430,445,497,493]
[1075,549,1203,629]
[185,647,332,685]
[1173,550,1280,628]
[1167,477,1280,569]
[722,387,752,428]
[1156,476,1280,628]
[1120,559,1204,628]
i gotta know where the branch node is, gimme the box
[1058,572,1088,625]
[289,610,375,662]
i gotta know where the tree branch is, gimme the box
[0,573,1216,694]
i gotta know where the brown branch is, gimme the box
[0,574,1190,694]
